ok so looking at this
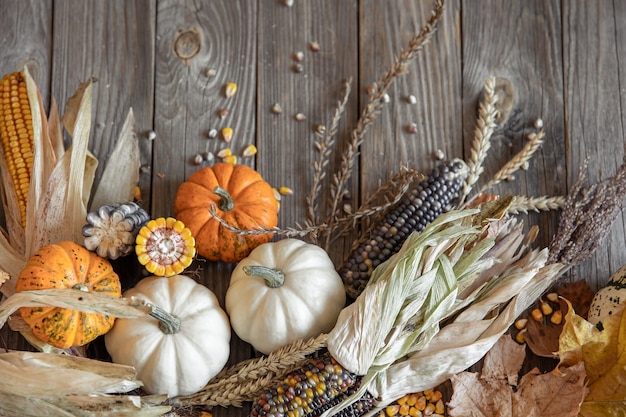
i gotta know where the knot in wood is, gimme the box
[174,29,201,60]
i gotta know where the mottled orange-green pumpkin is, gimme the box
[173,163,279,263]
[15,241,122,348]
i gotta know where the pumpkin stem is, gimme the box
[148,303,181,334]
[243,265,285,288]
[213,186,235,211]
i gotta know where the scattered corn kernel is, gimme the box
[514,318,528,330]
[271,103,282,114]
[540,301,553,316]
[221,127,233,142]
[279,186,293,195]
[546,292,559,303]
[208,128,218,138]
[133,186,142,202]
[223,154,237,164]
[530,308,543,322]
[294,112,306,121]
[550,310,563,325]
[193,154,204,165]
[219,108,229,118]
[515,330,526,344]
[224,82,237,98]
[272,187,282,201]
[424,403,436,416]
[217,148,232,158]
[242,144,257,157]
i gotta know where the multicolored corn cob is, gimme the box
[339,159,469,298]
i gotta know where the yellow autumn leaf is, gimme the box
[557,299,626,416]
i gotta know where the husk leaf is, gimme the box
[90,108,141,210]
[0,351,170,417]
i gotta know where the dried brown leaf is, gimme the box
[449,336,587,417]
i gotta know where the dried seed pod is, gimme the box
[83,202,150,260]
[135,217,196,277]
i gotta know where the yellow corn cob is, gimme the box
[0,72,34,227]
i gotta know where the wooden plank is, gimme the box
[153,3,259,408]
[0,0,53,100]
[461,0,565,253]
[256,0,359,266]
[50,0,156,210]
[562,0,626,289]
[0,0,53,352]
[359,0,464,198]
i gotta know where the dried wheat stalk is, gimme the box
[306,78,353,244]
[475,129,545,197]
[323,0,446,250]
[459,76,499,206]
[176,334,328,408]
[508,195,566,215]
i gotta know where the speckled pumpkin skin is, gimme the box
[15,241,122,348]
[173,163,279,263]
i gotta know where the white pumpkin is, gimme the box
[105,275,230,397]
[588,264,626,327]
[225,238,346,354]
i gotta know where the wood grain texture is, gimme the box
[51,0,156,206]
[461,0,565,251]
[359,0,463,195]
[153,2,259,400]
[256,0,359,265]
[0,0,53,102]
[562,0,626,289]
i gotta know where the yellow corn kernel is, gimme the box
[423,403,436,416]
[386,405,400,417]
[217,147,232,158]
[0,71,34,227]
[222,154,237,164]
[550,310,563,325]
[221,127,233,142]
[530,308,543,322]
[224,82,238,98]
[415,395,427,411]
[279,186,294,195]
[514,318,528,330]
[515,329,526,344]
[546,292,559,303]
[434,399,445,415]
[242,144,257,157]
[429,390,442,402]
[541,301,553,316]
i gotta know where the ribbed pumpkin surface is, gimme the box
[173,163,279,263]
[15,241,122,348]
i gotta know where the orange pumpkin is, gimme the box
[15,241,122,348]
[173,163,279,263]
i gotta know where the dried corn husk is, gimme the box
[0,350,170,417]
[90,108,141,210]
[324,205,566,416]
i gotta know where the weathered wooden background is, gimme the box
[1,0,625,415]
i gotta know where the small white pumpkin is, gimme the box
[225,238,346,354]
[105,275,230,397]
[588,264,626,327]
